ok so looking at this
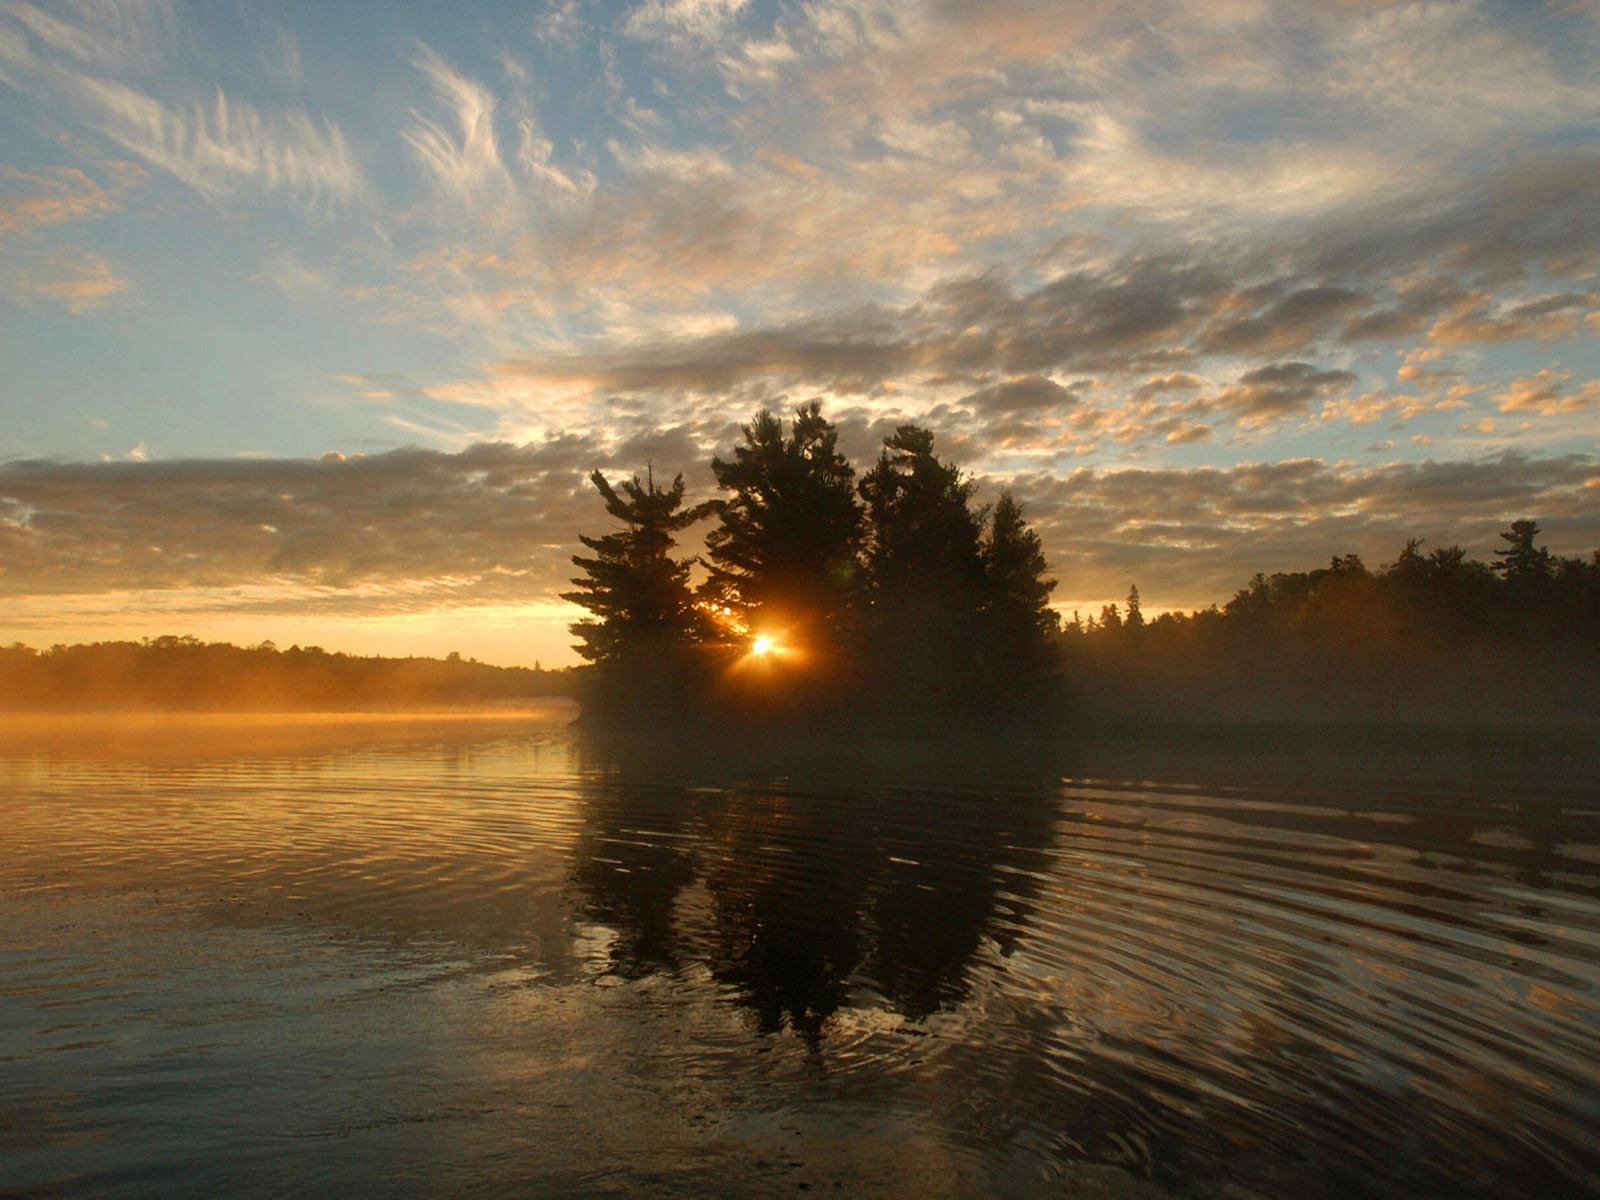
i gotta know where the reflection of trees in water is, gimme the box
[703,790,877,1045]
[568,736,1060,1043]
[863,789,1055,1022]
[569,739,1600,1198]
[568,784,701,978]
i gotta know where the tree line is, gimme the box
[564,403,1061,731]
[0,636,574,711]
[567,397,1599,731]
[1064,520,1600,726]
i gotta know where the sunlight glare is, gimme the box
[751,635,775,656]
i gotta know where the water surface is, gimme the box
[3,712,1598,1198]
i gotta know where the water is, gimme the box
[3,710,1598,1199]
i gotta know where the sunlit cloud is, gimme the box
[0,161,137,312]
[405,44,512,208]
[1493,369,1599,417]
[624,0,750,46]
[0,2,362,209]
[0,0,1596,663]
[0,163,127,232]
[2,245,128,312]
[76,78,364,207]
[1017,450,1600,613]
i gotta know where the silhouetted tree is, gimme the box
[563,467,712,667]
[975,491,1061,718]
[1494,519,1553,589]
[1125,584,1144,631]
[703,403,862,637]
[856,425,990,716]
[858,425,986,614]
[980,491,1059,642]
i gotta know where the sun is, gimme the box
[750,635,776,656]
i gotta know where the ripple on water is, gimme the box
[2,716,1598,1199]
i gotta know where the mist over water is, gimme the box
[3,713,1598,1199]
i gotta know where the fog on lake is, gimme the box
[3,710,1598,1199]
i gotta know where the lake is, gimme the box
[3,710,1598,1199]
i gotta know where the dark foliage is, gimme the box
[0,636,573,711]
[702,401,863,633]
[571,409,1061,732]
[561,466,717,721]
[562,467,712,664]
[1065,524,1600,728]
[570,402,1596,733]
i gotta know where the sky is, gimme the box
[1,0,1597,669]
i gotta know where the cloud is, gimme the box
[0,164,135,312]
[623,0,750,46]
[1198,286,1367,357]
[0,164,127,233]
[6,442,1597,644]
[405,45,512,206]
[0,442,610,600]
[962,375,1081,413]
[1211,362,1358,426]
[1492,369,1599,417]
[1326,0,1600,139]
[20,249,130,312]
[1297,148,1600,286]
[0,0,175,73]
[74,78,364,207]
[1429,291,1598,347]
[469,129,1597,382]
[0,3,363,209]
[1013,450,1600,610]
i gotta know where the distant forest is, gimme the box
[1064,521,1600,727]
[7,405,1595,726]
[0,637,574,712]
[568,403,1600,732]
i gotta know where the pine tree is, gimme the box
[562,467,712,666]
[975,491,1062,720]
[1493,519,1553,588]
[856,425,988,718]
[980,491,1059,642]
[858,425,985,610]
[1125,584,1144,631]
[703,402,861,631]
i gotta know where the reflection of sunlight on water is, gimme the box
[3,718,1599,1198]
[0,704,579,769]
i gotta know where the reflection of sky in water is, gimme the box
[3,715,1600,1198]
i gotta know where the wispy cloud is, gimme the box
[75,76,364,207]
[624,0,750,47]
[0,2,363,209]
[0,162,136,312]
[405,44,512,207]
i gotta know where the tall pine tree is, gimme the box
[858,425,986,620]
[563,467,711,667]
[856,425,989,719]
[981,491,1059,644]
[703,402,862,634]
